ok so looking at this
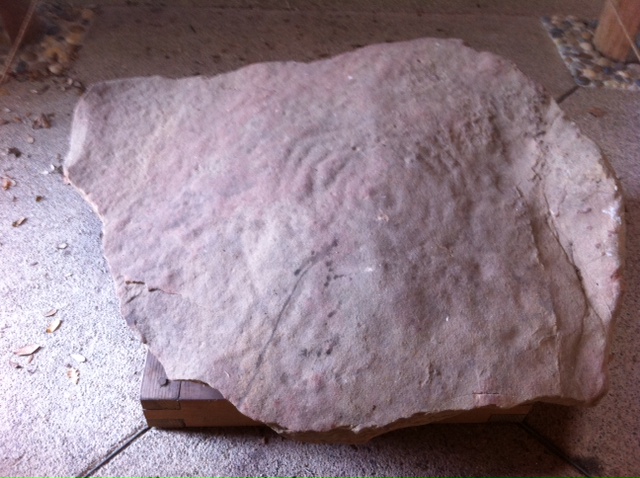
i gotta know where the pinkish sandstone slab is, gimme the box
[65,38,624,443]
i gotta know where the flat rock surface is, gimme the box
[65,38,624,442]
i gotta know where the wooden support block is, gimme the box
[141,352,260,428]
[141,351,531,431]
[0,0,44,45]
[146,418,186,429]
[140,352,181,410]
[593,0,640,62]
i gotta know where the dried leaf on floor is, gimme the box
[31,85,50,95]
[8,360,22,369]
[7,147,22,158]
[13,344,41,356]
[35,195,44,202]
[67,367,79,384]
[2,177,15,190]
[32,113,52,129]
[71,353,86,363]
[588,107,607,118]
[44,308,58,317]
[12,217,27,227]
[46,318,62,333]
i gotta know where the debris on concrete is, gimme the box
[13,344,41,356]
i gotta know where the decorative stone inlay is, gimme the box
[542,15,640,90]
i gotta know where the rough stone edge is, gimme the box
[540,100,626,405]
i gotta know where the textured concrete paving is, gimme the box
[72,3,577,98]
[92,425,580,477]
[0,64,148,477]
[1,1,638,476]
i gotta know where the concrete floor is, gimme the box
[1,1,638,476]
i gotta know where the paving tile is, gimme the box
[72,6,575,99]
[526,88,640,478]
[93,423,580,477]
[0,81,148,476]
[82,0,603,18]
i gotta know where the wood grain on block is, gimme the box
[141,352,261,427]
[180,380,225,402]
[145,409,262,428]
[593,0,640,62]
[140,351,180,410]
[0,0,44,44]
[66,38,624,443]
[146,418,186,429]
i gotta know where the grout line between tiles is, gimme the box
[78,426,151,478]
[519,421,591,477]
[555,85,580,104]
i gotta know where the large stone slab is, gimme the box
[65,38,624,443]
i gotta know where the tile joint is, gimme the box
[519,421,591,477]
[556,85,580,104]
[77,426,151,478]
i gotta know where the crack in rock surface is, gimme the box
[64,38,624,443]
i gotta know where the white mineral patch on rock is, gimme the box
[65,38,624,443]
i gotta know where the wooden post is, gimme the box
[593,0,640,62]
[0,0,43,45]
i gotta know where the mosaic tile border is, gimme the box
[542,15,640,91]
